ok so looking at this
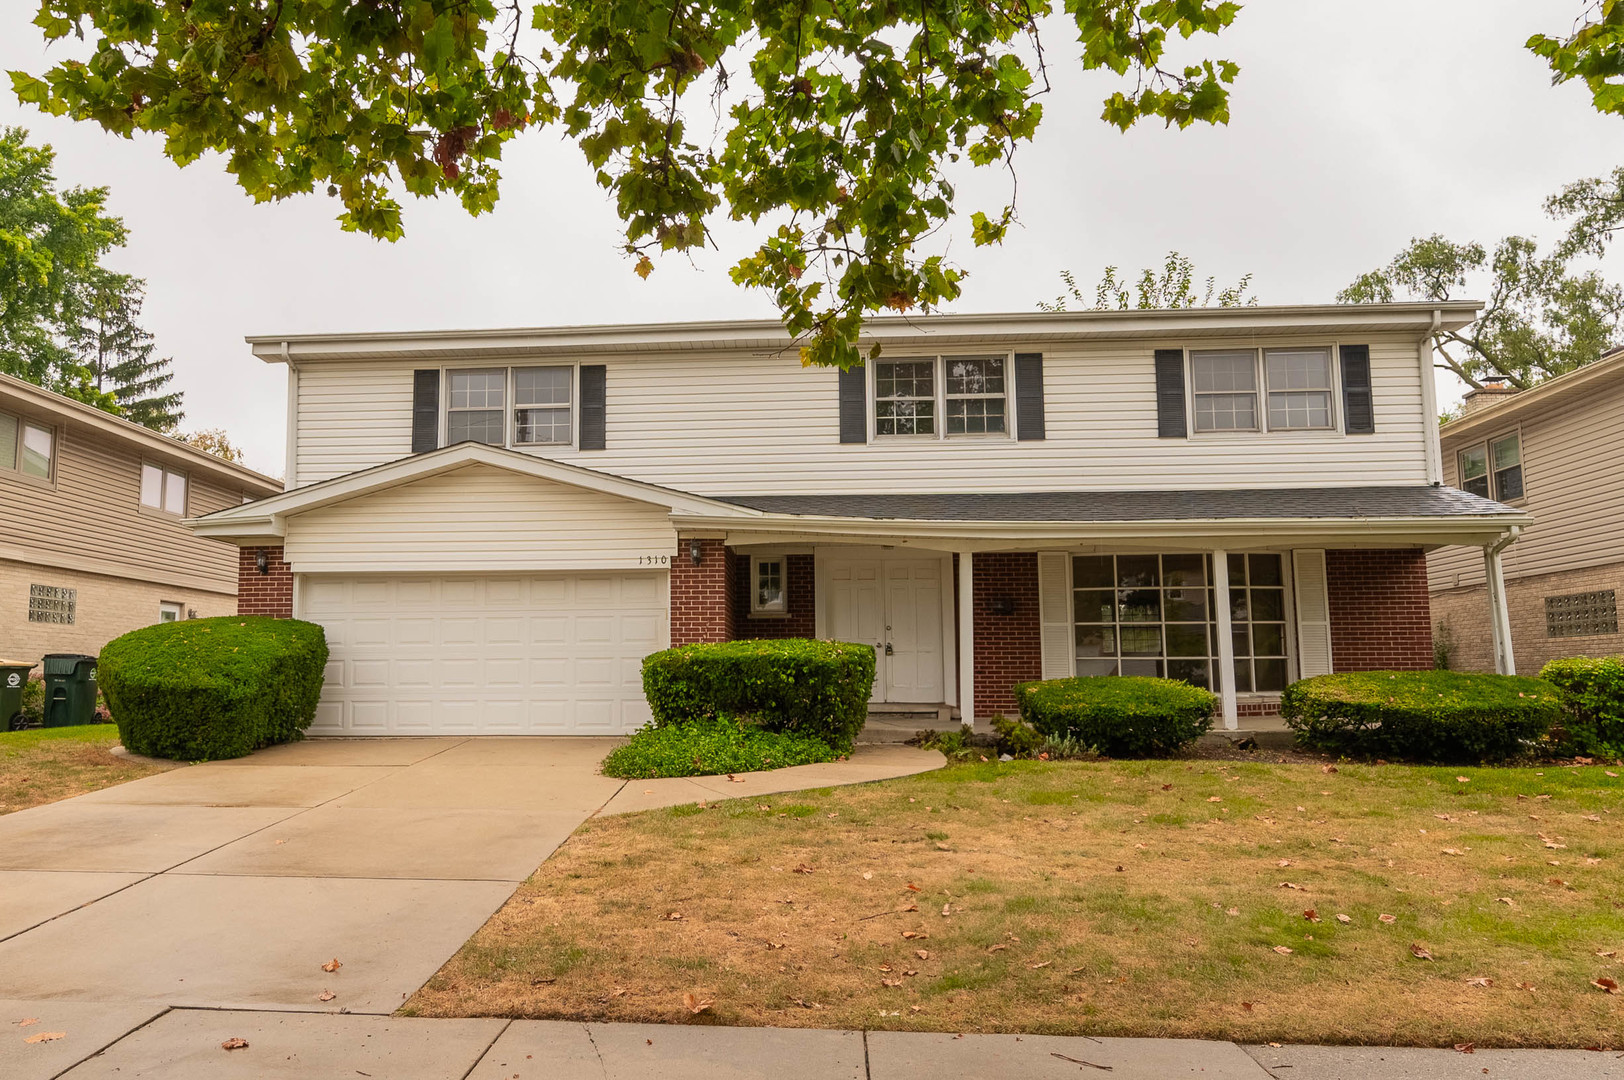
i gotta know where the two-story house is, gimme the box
[1429,350,1624,673]
[1,373,283,661]
[189,304,1528,738]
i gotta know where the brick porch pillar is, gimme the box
[238,546,294,618]
[670,537,732,645]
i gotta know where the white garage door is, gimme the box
[300,572,668,735]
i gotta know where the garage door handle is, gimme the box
[884,642,894,655]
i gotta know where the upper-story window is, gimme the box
[0,411,56,480]
[1459,432,1523,501]
[1191,347,1338,434]
[447,366,574,447]
[873,355,1009,438]
[140,462,188,515]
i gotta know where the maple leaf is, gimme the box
[1593,977,1620,994]
[683,992,715,1013]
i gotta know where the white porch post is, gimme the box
[958,552,975,727]
[1484,538,1517,675]
[1212,549,1238,730]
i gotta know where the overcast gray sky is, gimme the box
[2,0,1617,477]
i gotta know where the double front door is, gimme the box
[824,556,946,704]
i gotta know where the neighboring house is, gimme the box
[1,373,283,661]
[1429,350,1624,674]
[190,304,1528,737]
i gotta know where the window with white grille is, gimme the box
[1546,590,1618,638]
[28,584,76,624]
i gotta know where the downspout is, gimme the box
[1419,309,1444,485]
[1483,527,1520,675]
[281,341,298,492]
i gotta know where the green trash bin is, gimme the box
[42,653,98,728]
[1,661,33,731]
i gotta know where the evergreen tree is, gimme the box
[68,269,183,431]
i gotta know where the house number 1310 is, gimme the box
[639,555,671,566]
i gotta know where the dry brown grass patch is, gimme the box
[0,724,175,814]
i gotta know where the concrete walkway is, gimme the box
[6,1011,1622,1079]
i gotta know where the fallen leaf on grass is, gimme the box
[905,883,921,892]
[1598,950,1617,959]
[1226,907,1240,916]
[1379,914,1397,924]
[1442,848,1467,856]
[987,944,1008,953]
[317,990,335,1002]
[1496,897,1515,906]
[24,1032,65,1044]
[881,978,903,987]
[1278,882,1303,890]
[1335,913,1351,924]
[793,864,815,874]
[321,958,342,973]
[1584,814,1602,822]
[1608,771,1620,778]
[902,931,928,940]
[221,1038,249,1050]
[1454,1043,1475,1054]
[1029,960,1052,970]
[1207,796,1222,803]
[1517,982,1536,993]
[682,992,714,1014]
[1277,859,1292,868]
[1456,776,1470,783]
[1593,978,1620,995]
[1161,784,1173,791]
[1241,1001,1254,1012]
[1322,765,1338,774]
[1464,977,1494,988]
[1303,909,1320,923]
[1273,946,1294,955]
[862,872,873,880]
[660,912,684,921]
[1411,943,1435,961]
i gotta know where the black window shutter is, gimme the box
[411,369,440,453]
[1340,344,1374,434]
[838,364,866,444]
[1014,352,1045,441]
[1153,349,1187,438]
[579,364,607,450]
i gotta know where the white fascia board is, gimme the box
[185,512,285,542]
[247,303,1485,364]
[189,442,758,528]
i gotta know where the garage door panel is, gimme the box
[304,571,668,736]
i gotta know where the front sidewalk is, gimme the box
[8,1010,1620,1079]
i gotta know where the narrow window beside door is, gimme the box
[751,556,787,614]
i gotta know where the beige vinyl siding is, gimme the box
[0,420,244,592]
[295,361,414,484]
[289,336,1432,493]
[283,463,677,572]
[1429,386,1624,591]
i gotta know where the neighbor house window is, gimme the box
[751,556,787,614]
[513,366,572,445]
[944,356,1007,435]
[874,359,936,436]
[0,414,54,479]
[1072,552,1289,692]
[447,368,506,445]
[159,601,182,623]
[140,462,188,515]
[28,584,76,625]
[0,412,16,472]
[1458,432,1523,501]
[1264,347,1335,430]
[1190,351,1259,432]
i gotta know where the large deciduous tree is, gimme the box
[10,0,1241,368]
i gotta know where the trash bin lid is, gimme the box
[42,653,97,676]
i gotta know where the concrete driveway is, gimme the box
[0,738,940,1025]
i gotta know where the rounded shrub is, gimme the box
[1539,655,1624,758]
[1280,670,1561,763]
[100,616,329,761]
[1013,676,1216,757]
[601,715,838,779]
[642,638,875,753]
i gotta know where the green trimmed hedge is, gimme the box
[100,616,329,761]
[642,639,875,753]
[1280,670,1561,762]
[1013,676,1216,757]
[601,715,838,778]
[1540,656,1624,758]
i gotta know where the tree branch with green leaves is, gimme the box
[11,0,1242,368]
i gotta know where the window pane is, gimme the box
[1162,554,1205,586]
[448,410,504,445]
[449,369,505,409]
[1191,351,1258,392]
[1267,390,1332,430]
[1461,474,1491,498]
[945,356,1004,396]
[1264,348,1332,391]
[1248,554,1283,586]
[1166,623,1208,657]
[0,412,15,469]
[1459,445,1487,480]
[875,399,935,436]
[1250,588,1284,622]
[1119,589,1161,622]
[1164,589,1208,623]
[1492,435,1523,500]
[1120,626,1163,656]
[1491,434,1520,470]
[141,463,163,507]
[756,560,784,609]
[1117,555,1160,588]
[1230,590,1250,621]
[20,424,52,478]
[1495,464,1524,501]
[1231,661,1253,693]
[514,367,571,406]
[1121,658,1163,676]
[516,407,571,445]
[1074,590,1116,623]
[1252,622,1286,657]
[1255,658,1288,691]
[945,396,1006,435]
[1232,626,1250,660]
[1194,393,1258,432]
[1076,659,1119,676]
[163,470,187,515]
[1167,659,1210,689]
[1075,625,1117,657]
[1226,553,1247,586]
[1072,556,1114,589]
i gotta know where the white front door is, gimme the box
[826,556,945,704]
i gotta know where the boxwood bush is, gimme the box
[1013,676,1216,757]
[1280,670,1561,763]
[100,616,329,761]
[1540,656,1624,758]
[602,715,838,779]
[642,639,875,752]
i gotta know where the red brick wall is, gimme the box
[1326,548,1434,671]
[730,553,817,639]
[670,538,732,645]
[238,546,294,619]
[973,552,1043,718]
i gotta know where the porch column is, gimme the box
[958,552,975,726]
[1212,548,1238,730]
[1484,539,1517,675]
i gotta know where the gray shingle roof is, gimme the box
[716,486,1516,523]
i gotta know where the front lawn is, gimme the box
[0,724,176,814]
[408,758,1624,1047]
